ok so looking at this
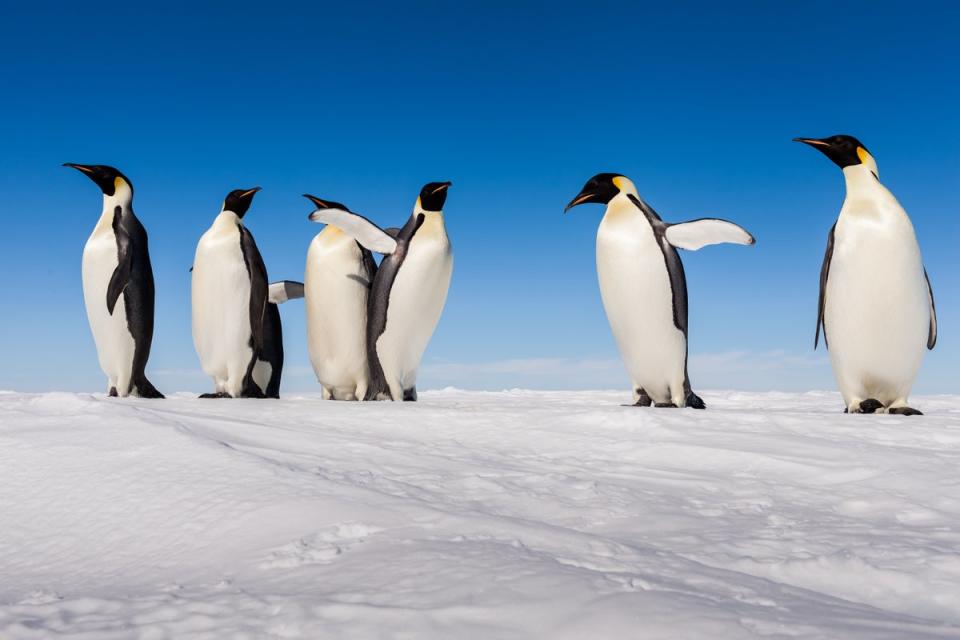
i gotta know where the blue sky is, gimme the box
[0,2,956,394]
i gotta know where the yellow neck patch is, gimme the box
[611,176,624,190]
[856,147,872,165]
[321,224,342,238]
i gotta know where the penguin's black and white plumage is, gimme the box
[307,182,454,401]
[65,163,164,398]
[303,195,378,401]
[796,135,936,415]
[191,188,302,398]
[566,174,754,408]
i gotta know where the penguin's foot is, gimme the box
[685,392,706,410]
[240,382,267,399]
[199,392,231,399]
[654,402,678,408]
[108,387,119,397]
[135,377,165,399]
[633,389,652,407]
[852,399,884,414]
[889,406,923,416]
[403,387,418,402]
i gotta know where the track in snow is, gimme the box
[1,390,959,639]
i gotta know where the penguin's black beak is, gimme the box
[63,162,94,174]
[793,137,830,149]
[432,181,452,194]
[63,162,118,195]
[564,189,598,213]
[240,187,261,199]
[304,194,353,220]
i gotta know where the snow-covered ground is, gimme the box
[1,390,959,639]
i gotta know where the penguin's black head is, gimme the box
[564,173,627,212]
[418,181,452,212]
[63,163,133,197]
[223,187,261,218]
[793,135,874,170]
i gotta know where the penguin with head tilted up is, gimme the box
[795,135,936,415]
[308,182,454,401]
[566,174,755,408]
[65,163,164,398]
[303,195,379,401]
[191,188,303,398]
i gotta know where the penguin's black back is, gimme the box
[118,206,162,397]
[364,214,425,400]
[259,302,284,398]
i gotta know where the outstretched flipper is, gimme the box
[304,195,398,255]
[664,218,755,251]
[268,280,304,304]
[925,269,937,350]
[106,208,133,315]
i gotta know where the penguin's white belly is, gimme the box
[82,230,135,393]
[825,219,928,405]
[597,218,686,404]
[305,232,371,400]
[192,231,253,394]
[376,235,453,393]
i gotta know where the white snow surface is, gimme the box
[1,389,959,639]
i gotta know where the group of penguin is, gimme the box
[68,163,453,402]
[65,134,938,415]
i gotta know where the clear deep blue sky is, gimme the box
[0,2,957,394]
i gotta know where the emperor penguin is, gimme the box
[303,195,379,401]
[308,182,454,401]
[565,174,755,408]
[795,135,937,415]
[65,163,164,398]
[192,188,303,398]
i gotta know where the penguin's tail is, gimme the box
[135,377,165,399]
[685,392,706,410]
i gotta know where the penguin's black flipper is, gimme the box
[106,210,133,315]
[239,226,268,354]
[925,269,937,350]
[816,224,836,350]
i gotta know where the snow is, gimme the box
[1,389,959,639]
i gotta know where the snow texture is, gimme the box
[1,389,959,639]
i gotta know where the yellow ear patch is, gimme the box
[856,147,872,165]
[612,176,624,190]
